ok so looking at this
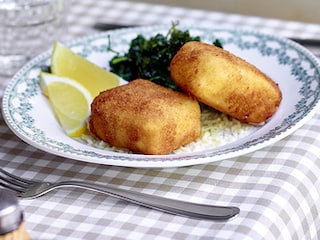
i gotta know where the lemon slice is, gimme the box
[51,41,120,98]
[40,72,92,137]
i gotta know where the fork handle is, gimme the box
[51,181,239,221]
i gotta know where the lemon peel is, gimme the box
[50,41,120,98]
[40,72,92,137]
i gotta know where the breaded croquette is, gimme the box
[89,79,201,155]
[170,41,282,124]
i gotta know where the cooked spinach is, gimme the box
[109,24,222,90]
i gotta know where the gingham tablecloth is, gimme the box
[1,1,320,239]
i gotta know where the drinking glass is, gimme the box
[0,0,70,76]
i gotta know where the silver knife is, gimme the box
[93,22,320,48]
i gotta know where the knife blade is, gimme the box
[289,38,320,47]
[93,22,136,31]
[93,22,320,48]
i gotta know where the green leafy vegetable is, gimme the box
[109,24,222,90]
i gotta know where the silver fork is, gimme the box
[0,169,239,221]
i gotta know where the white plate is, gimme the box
[2,26,320,168]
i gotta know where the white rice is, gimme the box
[174,105,254,153]
[80,105,255,154]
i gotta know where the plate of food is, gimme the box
[2,25,320,167]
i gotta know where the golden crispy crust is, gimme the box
[170,41,282,124]
[89,79,201,155]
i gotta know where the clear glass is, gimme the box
[0,0,70,76]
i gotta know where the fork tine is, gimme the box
[0,177,25,195]
[0,169,33,194]
[0,169,33,184]
[0,178,24,194]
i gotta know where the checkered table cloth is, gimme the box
[1,0,320,239]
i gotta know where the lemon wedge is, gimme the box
[50,41,120,98]
[40,72,92,137]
